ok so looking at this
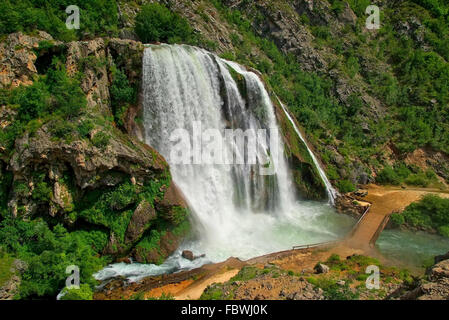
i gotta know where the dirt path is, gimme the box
[175,269,240,300]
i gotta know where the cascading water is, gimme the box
[95,44,353,282]
[277,100,338,204]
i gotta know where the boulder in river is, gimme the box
[182,250,205,261]
[182,250,195,261]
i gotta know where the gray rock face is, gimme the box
[338,2,357,25]
[0,32,54,88]
[125,200,157,244]
[65,38,110,114]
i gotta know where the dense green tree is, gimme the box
[134,3,193,44]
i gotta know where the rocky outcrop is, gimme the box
[201,266,325,300]
[0,31,55,88]
[125,200,157,244]
[8,124,167,217]
[65,39,110,113]
[404,148,449,185]
[1,34,189,264]
[335,193,370,219]
[398,253,449,300]
[133,230,187,264]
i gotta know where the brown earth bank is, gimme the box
[94,184,449,300]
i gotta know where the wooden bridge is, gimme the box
[293,186,449,253]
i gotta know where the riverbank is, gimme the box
[94,184,449,300]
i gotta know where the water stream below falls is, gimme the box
[376,229,449,271]
[95,44,354,282]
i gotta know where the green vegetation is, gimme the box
[0,0,118,41]
[306,276,359,300]
[229,266,260,282]
[134,3,194,44]
[0,57,86,154]
[336,180,356,193]
[0,252,14,288]
[60,283,93,300]
[110,65,136,127]
[376,163,439,187]
[0,218,108,298]
[390,195,449,237]
[209,0,449,188]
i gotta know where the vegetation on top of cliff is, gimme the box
[390,194,449,237]
[134,3,194,44]
[0,0,118,41]
[208,0,449,189]
[133,2,217,50]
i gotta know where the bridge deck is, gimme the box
[345,187,449,250]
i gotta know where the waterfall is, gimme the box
[277,101,338,204]
[140,44,348,263]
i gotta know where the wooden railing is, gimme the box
[369,212,392,246]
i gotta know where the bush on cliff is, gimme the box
[110,65,136,127]
[134,3,193,44]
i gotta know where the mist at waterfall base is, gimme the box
[95,44,353,282]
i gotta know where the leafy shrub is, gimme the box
[336,180,356,193]
[32,181,52,204]
[390,213,405,227]
[134,3,193,44]
[0,253,14,288]
[376,163,438,187]
[438,225,449,238]
[60,283,93,300]
[400,195,449,236]
[0,218,108,298]
[376,166,401,185]
[77,120,95,138]
[92,131,110,149]
[404,173,430,187]
[110,66,136,127]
